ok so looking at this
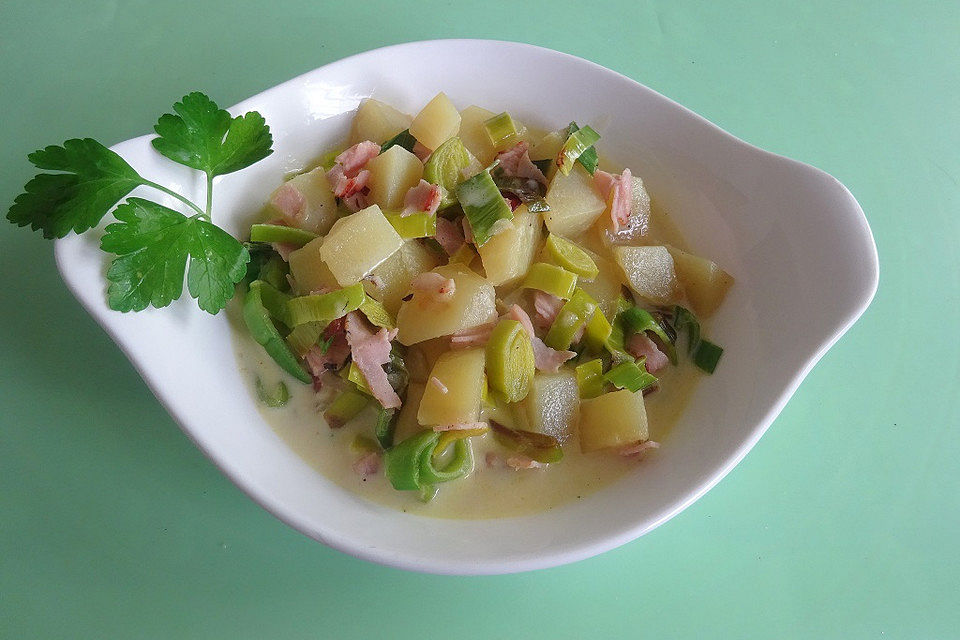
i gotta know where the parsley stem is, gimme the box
[205,173,214,218]
[141,180,205,217]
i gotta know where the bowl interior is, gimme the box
[54,40,877,574]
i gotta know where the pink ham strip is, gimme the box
[432,421,488,432]
[434,216,465,255]
[495,141,547,186]
[619,440,660,457]
[270,183,306,224]
[593,169,617,199]
[352,451,381,477]
[449,322,496,349]
[412,141,432,163]
[341,191,368,213]
[593,167,633,231]
[402,179,442,217]
[303,334,351,378]
[506,455,547,470]
[328,165,371,199]
[532,290,564,330]
[626,332,670,374]
[344,312,402,409]
[410,271,456,302]
[335,141,380,176]
[507,305,575,373]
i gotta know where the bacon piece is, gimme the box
[506,455,547,470]
[593,169,617,199]
[402,179,442,217]
[434,216,465,256]
[532,290,564,330]
[626,332,670,374]
[341,191,368,213]
[335,141,380,176]
[270,183,306,223]
[449,322,496,349]
[610,167,632,231]
[619,440,660,458]
[410,271,456,302]
[495,141,547,186]
[303,334,350,377]
[344,312,402,409]
[352,451,381,477]
[327,165,371,199]
[432,421,488,432]
[507,305,575,373]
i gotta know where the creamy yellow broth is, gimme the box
[230,199,705,519]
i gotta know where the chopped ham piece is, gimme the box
[507,305,575,373]
[412,141,432,162]
[303,334,350,378]
[626,332,670,374]
[271,242,298,262]
[344,312,402,409]
[352,451,381,477]
[461,216,475,244]
[402,179,442,217]
[593,167,633,231]
[341,191,368,213]
[335,141,380,176]
[327,165,371,199]
[270,183,306,223]
[434,216,465,256]
[506,455,547,470]
[410,271,456,302]
[619,440,660,458]
[449,322,496,349]
[532,290,564,330]
[432,421,488,432]
[485,452,503,468]
[496,141,547,186]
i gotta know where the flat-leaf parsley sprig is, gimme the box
[7,92,272,314]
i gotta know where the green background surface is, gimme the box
[2,1,957,638]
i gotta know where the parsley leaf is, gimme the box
[7,138,145,239]
[152,92,273,178]
[101,198,249,314]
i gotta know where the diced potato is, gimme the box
[267,167,338,235]
[529,129,564,162]
[409,92,461,152]
[668,246,734,317]
[579,389,648,452]
[319,205,403,285]
[576,251,626,319]
[366,145,424,210]
[544,164,606,237]
[287,236,339,295]
[396,263,497,345]
[521,370,580,445]
[348,98,413,145]
[457,105,497,165]
[394,382,426,443]
[417,348,485,426]
[477,205,542,285]
[613,245,684,306]
[405,337,449,383]
[365,239,440,315]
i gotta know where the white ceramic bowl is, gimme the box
[54,39,878,575]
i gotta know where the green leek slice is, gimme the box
[381,129,417,153]
[490,421,563,464]
[384,211,437,239]
[323,389,369,428]
[557,122,600,175]
[286,282,365,326]
[545,288,597,350]
[482,112,519,148]
[249,223,317,246]
[575,359,606,399]
[544,234,599,280]
[485,319,536,403]
[243,282,310,384]
[521,262,578,299]
[422,136,472,210]
[604,360,657,393]
[455,169,513,246]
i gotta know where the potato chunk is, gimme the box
[319,205,403,285]
[613,245,684,306]
[366,145,424,210]
[544,164,606,237]
[579,389,648,452]
[457,105,497,166]
[349,98,413,145]
[417,348,485,426]
[287,236,339,295]
[477,205,542,286]
[365,239,440,315]
[396,263,497,345]
[667,247,734,317]
[409,92,461,152]
[521,370,580,444]
[575,251,626,319]
[267,167,338,235]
